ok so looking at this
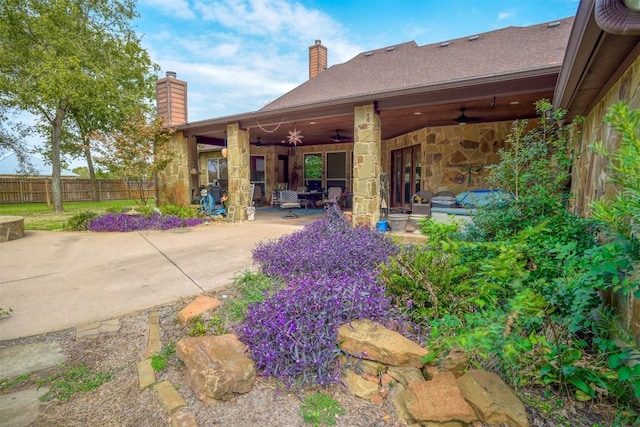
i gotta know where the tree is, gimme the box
[0,0,158,212]
[91,112,175,206]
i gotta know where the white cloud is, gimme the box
[498,11,514,21]
[140,0,196,20]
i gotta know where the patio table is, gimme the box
[296,191,325,209]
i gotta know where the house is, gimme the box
[154,0,639,229]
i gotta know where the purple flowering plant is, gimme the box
[238,272,394,387]
[88,213,202,232]
[252,204,398,281]
[241,204,418,388]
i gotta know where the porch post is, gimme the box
[352,103,381,228]
[226,123,251,221]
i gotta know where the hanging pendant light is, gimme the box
[221,131,228,158]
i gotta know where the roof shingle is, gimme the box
[262,17,574,111]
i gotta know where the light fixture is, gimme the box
[332,130,348,142]
[255,137,262,147]
[455,108,469,125]
[221,131,228,158]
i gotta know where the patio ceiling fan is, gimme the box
[455,108,474,125]
[331,130,349,142]
[250,137,278,146]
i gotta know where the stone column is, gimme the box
[157,131,190,206]
[227,123,251,221]
[352,104,381,228]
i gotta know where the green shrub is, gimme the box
[151,341,177,371]
[65,210,99,231]
[160,204,199,218]
[380,244,474,321]
[300,392,345,426]
[466,99,575,241]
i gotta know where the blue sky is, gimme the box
[135,0,580,123]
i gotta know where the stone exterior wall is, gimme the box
[226,124,251,221]
[352,104,382,227]
[569,55,640,219]
[158,132,191,206]
[567,54,640,342]
[383,121,514,195]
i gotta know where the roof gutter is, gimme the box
[553,0,598,111]
[595,0,640,34]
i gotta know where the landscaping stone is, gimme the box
[343,369,379,398]
[178,295,221,326]
[391,384,414,426]
[143,311,162,358]
[387,366,425,387]
[0,387,49,427]
[404,371,476,425]
[154,380,187,415]
[337,319,428,368]
[170,408,198,427]
[76,318,121,339]
[176,334,255,402]
[443,348,469,377]
[0,342,64,378]
[137,359,156,391]
[457,369,529,427]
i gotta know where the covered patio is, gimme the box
[157,17,574,228]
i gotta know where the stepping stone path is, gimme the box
[0,341,64,426]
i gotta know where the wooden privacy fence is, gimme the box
[0,177,155,204]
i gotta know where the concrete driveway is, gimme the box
[0,214,317,341]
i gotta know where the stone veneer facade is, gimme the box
[226,124,251,221]
[383,120,515,195]
[567,53,640,343]
[157,132,193,206]
[352,104,382,227]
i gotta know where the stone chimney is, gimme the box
[308,40,327,79]
[156,71,188,126]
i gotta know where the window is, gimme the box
[326,151,347,192]
[303,153,322,191]
[207,157,228,189]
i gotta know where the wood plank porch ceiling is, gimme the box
[182,79,556,147]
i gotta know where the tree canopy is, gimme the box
[0,0,159,211]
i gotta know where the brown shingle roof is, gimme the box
[262,17,574,111]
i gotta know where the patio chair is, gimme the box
[279,190,301,218]
[322,187,343,208]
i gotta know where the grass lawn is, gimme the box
[0,200,144,231]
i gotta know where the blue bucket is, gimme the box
[376,220,389,232]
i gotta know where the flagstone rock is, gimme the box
[457,369,529,427]
[176,334,255,402]
[405,371,476,425]
[177,295,221,326]
[343,369,379,399]
[387,366,426,387]
[337,319,428,368]
[443,348,469,377]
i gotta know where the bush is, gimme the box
[243,206,415,388]
[380,244,474,321]
[159,204,199,218]
[87,212,202,232]
[252,205,397,281]
[66,210,99,231]
[238,272,394,388]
